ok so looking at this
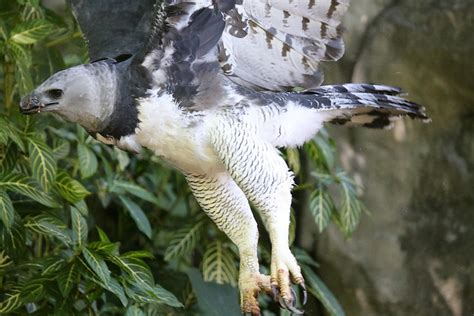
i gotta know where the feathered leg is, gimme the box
[210,119,305,313]
[186,172,271,315]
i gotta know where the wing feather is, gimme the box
[220,0,350,91]
[68,0,155,60]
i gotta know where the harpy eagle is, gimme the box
[20,0,428,314]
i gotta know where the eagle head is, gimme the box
[20,61,118,133]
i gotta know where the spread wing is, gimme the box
[139,0,350,108]
[219,0,350,91]
[67,0,155,61]
[68,0,351,105]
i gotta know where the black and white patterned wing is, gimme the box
[140,1,229,110]
[68,0,155,61]
[142,0,350,109]
[219,0,350,91]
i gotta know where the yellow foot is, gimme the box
[239,272,272,315]
[270,249,307,314]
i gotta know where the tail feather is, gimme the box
[315,83,402,96]
[311,83,429,129]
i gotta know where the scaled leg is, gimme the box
[186,172,271,315]
[210,121,305,312]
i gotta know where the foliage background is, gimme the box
[0,1,366,315]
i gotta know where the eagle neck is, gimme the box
[97,62,149,139]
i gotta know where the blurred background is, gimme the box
[312,1,474,315]
[0,0,473,315]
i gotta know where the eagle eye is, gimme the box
[46,89,63,100]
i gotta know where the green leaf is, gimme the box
[88,241,119,256]
[301,265,345,316]
[82,248,111,285]
[109,256,153,287]
[111,180,158,205]
[114,147,130,171]
[151,284,183,308]
[294,248,319,269]
[305,132,336,172]
[0,173,57,207]
[0,222,26,257]
[188,268,240,316]
[52,138,71,160]
[0,293,22,314]
[310,188,335,232]
[121,250,154,259]
[109,256,182,307]
[74,200,88,216]
[0,145,17,176]
[125,283,183,308]
[71,207,88,247]
[338,173,364,237]
[21,278,47,302]
[77,143,98,179]
[41,258,65,276]
[106,277,128,307]
[0,119,26,152]
[8,41,31,64]
[10,19,54,44]
[202,241,238,286]
[0,189,15,230]
[125,306,145,316]
[314,132,336,169]
[96,226,110,243]
[28,137,57,192]
[0,250,13,269]
[286,148,301,175]
[119,196,152,239]
[164,220,204,261]
[15,58,34,97]
[112,255,183,307]
[25,216,72,245]
[55,172,90,203]
[0,131,8,145]
[57,261,79,298]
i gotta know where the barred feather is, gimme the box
[311,84,429,129]
[219,0,350,91]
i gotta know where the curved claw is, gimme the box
[278,296,289,310]
[279,296,304,315]
[299,282,308,305]
[271,284,280,302]
[291,287,298,304]
[286,304,305,315]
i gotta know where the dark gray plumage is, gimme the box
[69,0,155,60]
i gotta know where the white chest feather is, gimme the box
[135,92,223,174]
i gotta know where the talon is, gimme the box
[286,304,305,315]
[278,296,289,310]
[291,287,298,304]
[271,283,279,302]
[299,282,308,305]
[293,277,307,306]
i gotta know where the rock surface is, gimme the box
[315,1,474,315]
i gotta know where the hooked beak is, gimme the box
[19,94,58,115]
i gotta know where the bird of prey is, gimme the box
[20,0,428,314]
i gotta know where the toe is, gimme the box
[240,273,273,316]
[241,288,260,315]
[270,250,307,312]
